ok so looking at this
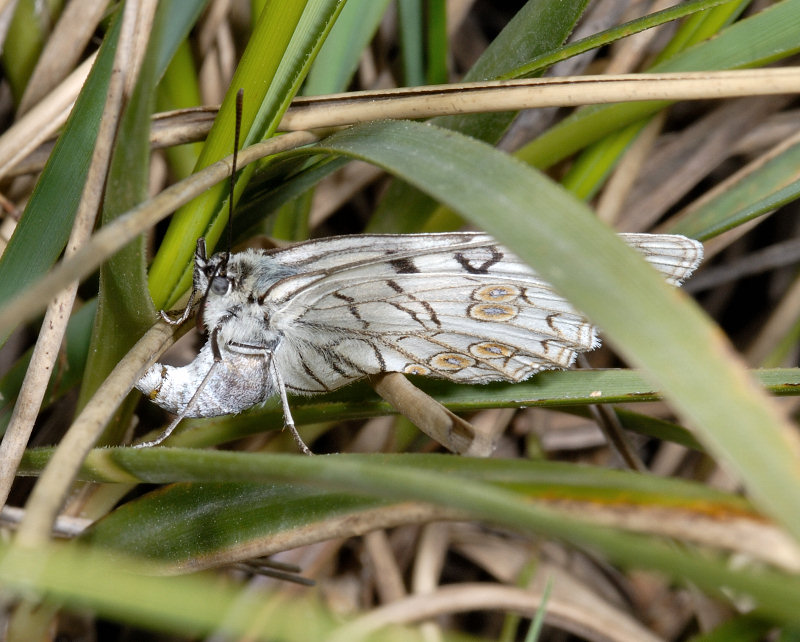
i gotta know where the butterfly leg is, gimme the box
[269,357,313,456]
[157,239,210,326]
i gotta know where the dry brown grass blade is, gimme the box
[0,52,95,180]
[17,0,110,114]
[369,372,490,455]
[328,582,664,642]
[621,96,792,232]
[279,68,800,130]
[10,69,800,183]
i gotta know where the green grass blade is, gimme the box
[312,120,800,541]
[147,0,347,309]
[22,447,800,625]
[670,144,800,239]
[367,0,590,233]
[502,0,739,79]
[77,458,751,566]
[426,0,448,85]
[398,0,425,86]
[518,0,800,169]
[0,16,119,344]
[303,0,391,95]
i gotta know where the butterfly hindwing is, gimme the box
[263,233,702,393]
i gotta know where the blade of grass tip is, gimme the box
[525,576,553,642]
[501,0,738,79]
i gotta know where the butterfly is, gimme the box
[136,231,703,451]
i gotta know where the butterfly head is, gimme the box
[192,243,299,342]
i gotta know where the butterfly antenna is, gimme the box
[226,88,244,263]
[198,89,244,316]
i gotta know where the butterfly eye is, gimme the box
[210,275,231,295]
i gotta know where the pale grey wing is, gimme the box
[263,231,491,274]
[267,232,703,302]
[272,273,599,394]
[618,233,704,286]
[268,233,703,394]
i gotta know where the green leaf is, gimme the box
[80,458,750,566]
[21,448,800,625]
[0,15,120,344]
[306,120,800,541]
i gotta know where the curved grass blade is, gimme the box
[307,120,800,541]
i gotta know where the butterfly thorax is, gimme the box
[197,249,299,354]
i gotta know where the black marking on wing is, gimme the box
[333,291,355,302]
[333,291,368,328]
[387,301,426,329]
[370,338,387,370]
[325,349,351,377]
[419,299,441,327]
[455,246,503,274]
[386,299,442,329]
[389,257,420,274]
[384,278,442,328]
[326,342,371,376]
[299,357,331,392]
[386,279,404,293]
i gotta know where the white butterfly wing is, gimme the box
[264,233,702,394]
